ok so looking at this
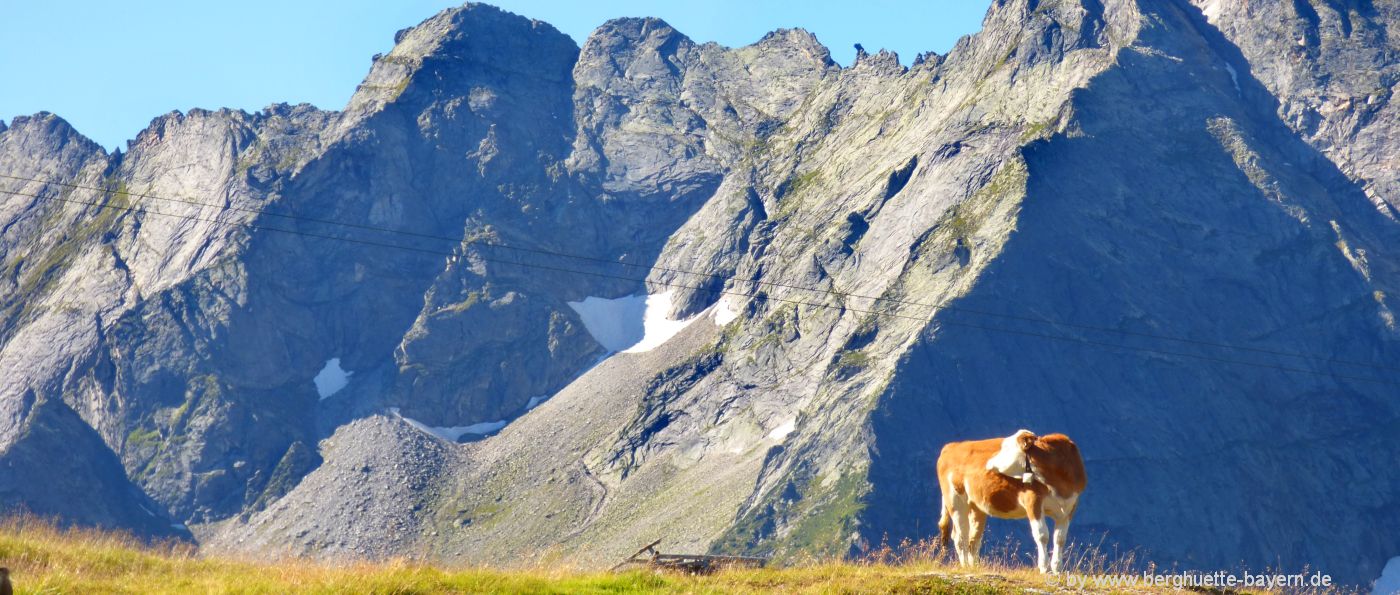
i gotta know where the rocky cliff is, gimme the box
[1,0,1397,586]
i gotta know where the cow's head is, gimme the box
[1016,429,1038,451]
[986,429,1039,481]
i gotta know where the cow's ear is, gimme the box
[1017,431,1037,451]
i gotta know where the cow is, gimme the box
[936,429,1086,574]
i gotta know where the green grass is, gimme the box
[835,350,872,370]
[439,291,483,314]
[778,472,869,559]
[775,169,824,218]
[0,516,1281,594]
[1018,117,1059,142]
[123,428,161,452]
[390,77,412,101]
[922,156,1029,258]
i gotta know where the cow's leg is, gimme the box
[1019,491,1050,573]
[1027,514,1051,573]
[944,484,974,566]
[952,508,972,566]
[968,507,988,566]
[1051,516,1071,574]
[938,484,956,561]
[1049,496,1078,574]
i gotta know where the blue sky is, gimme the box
[0,1,989,151]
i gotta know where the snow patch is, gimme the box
[1374,557,1400,595]
[390,408,507,442]
[527,395,547,409]
[567,291,701,353]
[1198,0,1222,23]
[314,358,352,399]
[567,294,647,352]
[625,292,702,353]
[1223,62,1241,94]
[768,418,796,442]
[713,295,739,326]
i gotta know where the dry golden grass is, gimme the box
[0,516,1314,594]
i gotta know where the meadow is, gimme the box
[0,516,1305,594]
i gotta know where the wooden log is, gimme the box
[612,540,767,575]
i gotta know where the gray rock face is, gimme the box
[206,414,453,559]
[866,2,1400,582]
[1190,0,1400,214]
[0,393,187,539]
[2,0,1398,586]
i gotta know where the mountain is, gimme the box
[1,0,1397,586]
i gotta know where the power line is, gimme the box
[4,184,1398,387]
[2,171,1393,373]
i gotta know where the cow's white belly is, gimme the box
[1043,492,1079,521]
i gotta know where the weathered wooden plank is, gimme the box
[612,539,768,574]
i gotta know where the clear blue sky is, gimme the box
[0,1,989,151]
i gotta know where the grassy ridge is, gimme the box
[0,516,1240,594]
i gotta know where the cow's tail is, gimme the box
[937,503,952,551]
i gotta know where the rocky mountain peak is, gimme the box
[125,109,235,153]
[589,16,689,45]
[753,28,835,68]
[3,112,106,159]
[850,46,906,74]
[576,17,693,91]
[345,2,577,120]
[976,0,1126,66]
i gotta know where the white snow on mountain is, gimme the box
[713,295,739,326]
[566,294,647,352]
[314,358,352,399]
[390,408,507,442]
[567,291,701,353]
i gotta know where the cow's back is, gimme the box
[1035,433,1087,496]
[937,437,1003,493]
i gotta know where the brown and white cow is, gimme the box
[936,430,1086,573]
